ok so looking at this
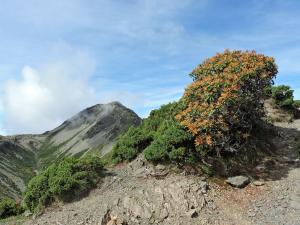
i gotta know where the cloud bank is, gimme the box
[1,52,96,134]
[0,0,300,134]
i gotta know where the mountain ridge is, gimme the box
[0,102,141,199]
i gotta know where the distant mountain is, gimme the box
[0,102,141,199]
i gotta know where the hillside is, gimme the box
[0,102,141,199]
[21,112,300,225]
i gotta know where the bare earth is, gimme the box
[16,119,300,225]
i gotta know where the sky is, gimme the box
[0,0,300,135]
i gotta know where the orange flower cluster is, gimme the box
[176,50,277,149]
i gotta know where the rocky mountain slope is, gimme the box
[20,106,300,225]
[0,102,141,199]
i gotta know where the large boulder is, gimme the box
[226,176,250,188]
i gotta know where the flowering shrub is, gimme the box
[176,50,277,155]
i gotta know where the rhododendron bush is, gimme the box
[176,50,278,155]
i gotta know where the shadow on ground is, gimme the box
[246,124,300,181]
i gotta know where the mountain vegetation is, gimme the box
[0,198,23,219]
[111,50,280,167]
[177,50,277,153]
[269,85,300,117]
[23,155,103,213]
[111,101,197,164]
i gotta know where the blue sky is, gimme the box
[0,0,300,134]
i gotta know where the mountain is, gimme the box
[0,102,141,199]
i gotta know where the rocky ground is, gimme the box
[2,118,299,225]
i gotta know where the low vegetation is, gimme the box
[271,85,294,108]
[112,102,189,163]
[112,50,278,165]
[143,120,195,162]
[294,100,300,108]
[267,85,300,119]
[23,155,103,213]
[0,198,23,219]
[111,101,198,164]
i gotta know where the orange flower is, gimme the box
[177,50,277,151]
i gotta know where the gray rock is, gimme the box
[158,207,169,220]
[123,196,152,219]
[186,209,198,218]
[199,181,209,193]
[23,210,33,217]
[256,165,266,171]
[253,181,265,186]
[155,164,166,171]
[226,176,250,188]
[248,211,257,217]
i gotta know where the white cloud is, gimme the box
[294,88,300,100]
[1,51,96,134]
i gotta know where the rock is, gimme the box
[106,216,125,225]
[151,170,169,178]
[101,210,126,225]
[23,210,33,217]
[248,212,257,217]
[256,165,266,171]
[133,167,149,177]
[155,164,166,171]
[101,209,111,225]
[186,209,198,218]
[211,205,217,210]
[253,181,265,186]
[226,176,250,188]
[199,181,209,194]
[123,196,152,219]
[158,207,169,221]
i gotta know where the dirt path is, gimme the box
[247,120,300,225]
[205,119,300,225]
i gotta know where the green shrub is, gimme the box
[111,127,152,163]
[264,85,273,98]
[23,155,103,213]
[0,198,23,219]
[111,101,188,163]
[293,100,300,108]
[144,120,195,163]
[271,85,294,108]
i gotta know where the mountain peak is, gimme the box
[0,102,141,199]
